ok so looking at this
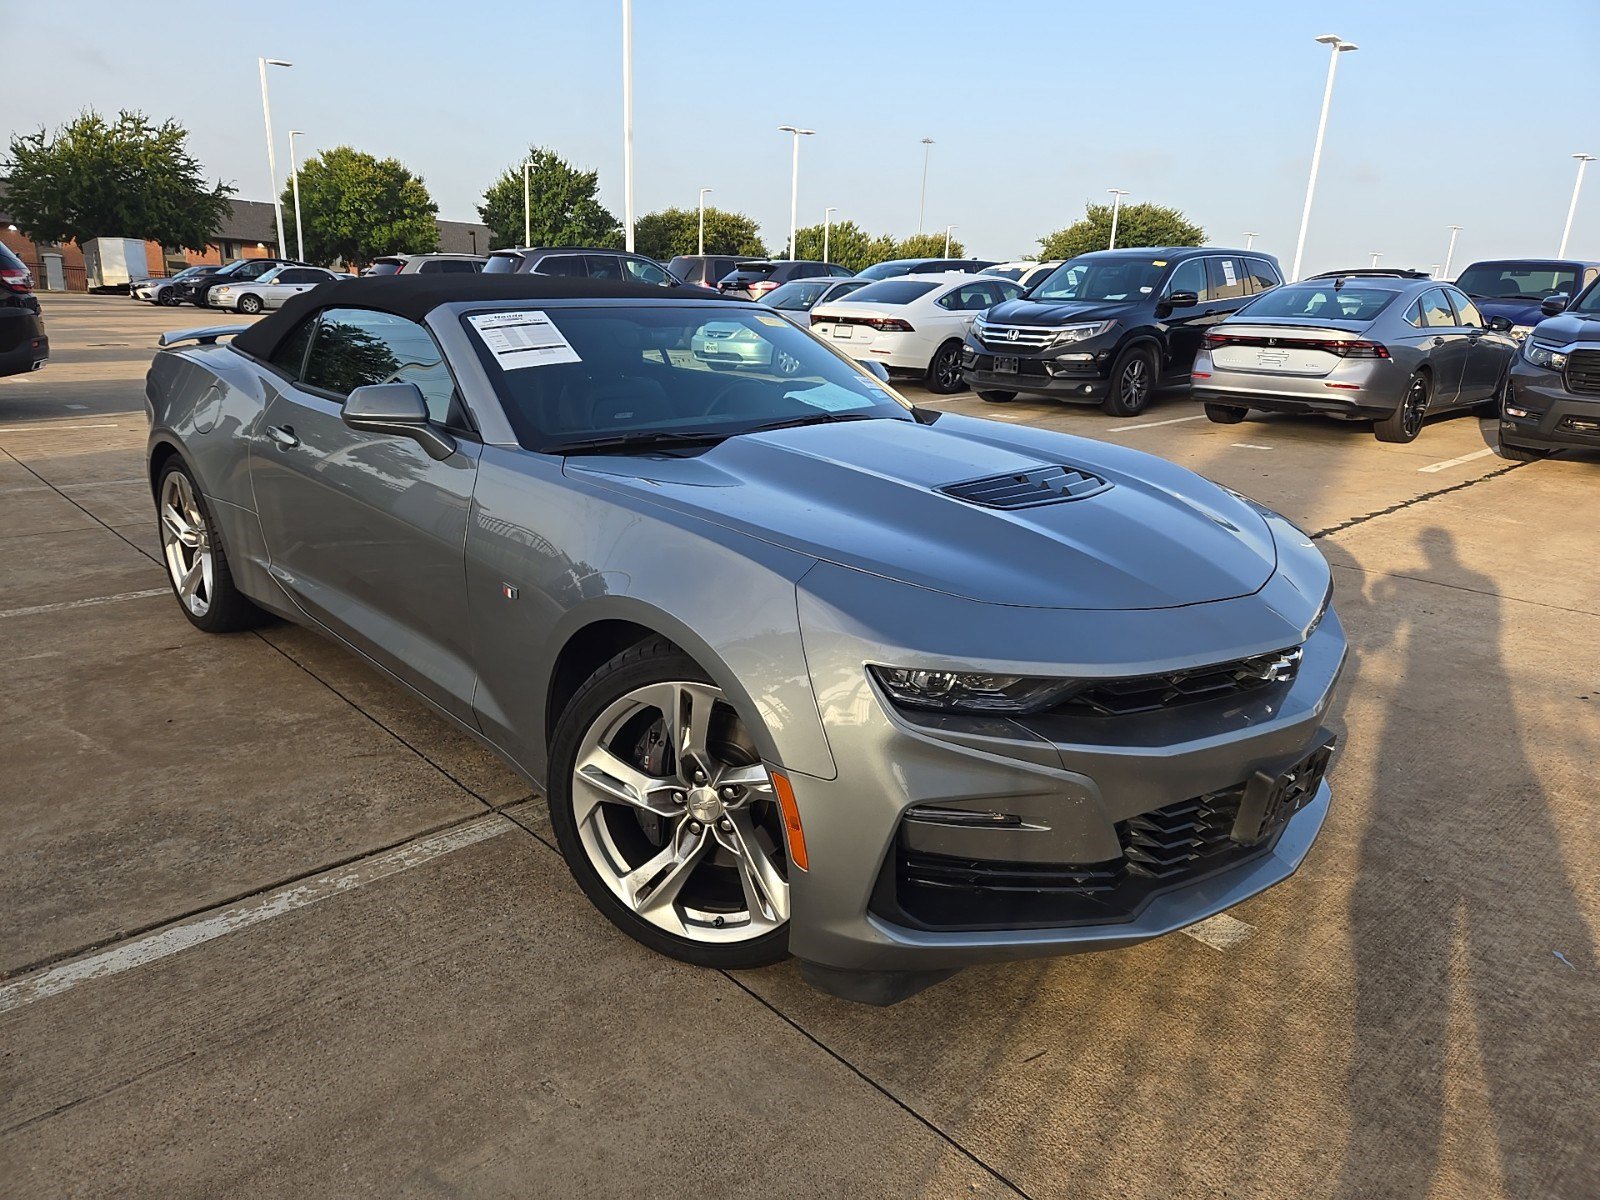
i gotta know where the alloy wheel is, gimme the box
[1121,358,1149,407]
[570,680,790,944]
[934,345,962,389]
[1402,377,1427,436]
[159,471,214,618]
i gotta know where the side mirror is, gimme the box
[860,360,891,383]
[342,382,456,461]
[1164,290,1200,309]
[1540,293,1569,316]
[1486,314,1514,333]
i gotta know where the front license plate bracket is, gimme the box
[1231,733,1336,845]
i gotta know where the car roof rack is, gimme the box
[1305,268,1433,281]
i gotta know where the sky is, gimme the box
[7,0,1599,274]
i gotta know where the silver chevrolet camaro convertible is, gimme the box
[146,275,1346,1004]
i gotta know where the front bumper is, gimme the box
[1501,360,1600,451]
[961,338,1115,400]
[784,545,1346,1001]
[206,292,237,311]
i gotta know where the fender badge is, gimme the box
[501,584,519,600]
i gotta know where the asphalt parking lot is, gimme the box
[2,295,1597,1198]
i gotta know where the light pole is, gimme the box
[523,159,533,246]
[918,137,935,233]
[1244,231,1258,250]
[778,125,815,260]
[621,0,635,251]
[1441,225,1463,280]
[1558,153,1594,257]
[1107,189,1129,249]
[823,206,836,263]
[1290,34,1358,281]
[698,188,712,255]
[1369,251,1381,267]
[288,130,306,262]
[944,224,956,256]
[257,57,292,257]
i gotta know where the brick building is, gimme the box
[0,182,489,290]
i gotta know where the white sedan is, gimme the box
[207,265,345,314]
[808,273,1022,393]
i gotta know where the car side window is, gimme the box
[1446,288,1483,328]
[584,255,625,280]
[623,258,671,286]
[537,255,587,278]
[937,283,994,311]
[1166,259,1210,302]
[268,315,318,379]
[1245,258,1282,294]
[987,281,1022,304]
[1207,257,1250,300]
[302,307,464,428]
[1419,289,1456,328]
[279,268,319,284]
[241,261,274,278]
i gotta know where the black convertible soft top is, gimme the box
[231,274,726,361]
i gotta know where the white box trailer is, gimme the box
[81,238,149,291]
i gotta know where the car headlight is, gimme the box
[1052,320,1116,346]
[1510,324,1534,341]
[870,666,1078,714]
[1524,340,1566,370]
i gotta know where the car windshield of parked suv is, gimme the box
[1030,258,1168,302]
[1455,262,1580,300]
[760,280,833,310]
[836,280,938,305]
[1237,283,1396,323]
[464,305,911,452]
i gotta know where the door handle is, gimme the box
[267,424,299,448]
[1431,337,1445,347]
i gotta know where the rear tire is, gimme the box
[977,390,1017,403]
[926,340,967,394]
[1203,403,1248,424]
[1101,344,1158,417]
[155,459,268,634]
[1374,371,1429,443]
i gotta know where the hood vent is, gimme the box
[941,465,1113,509]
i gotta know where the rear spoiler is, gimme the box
[157,325,249,348]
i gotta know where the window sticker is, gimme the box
[1152,260,1167,267]
[785,381,871,412]
[755,315,787,327]
[1221,260,1238,285]
[467,310,582,370]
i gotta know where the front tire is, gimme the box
[156,459,267,633]
[1375,371,1430,443]
[237,294,264,315]
[926,340,966,394]
[547,639,791,970]
[157,288,178,306]
[1203,403,1248,424]
[1102,344,1158,417]
[977,390,1017,403]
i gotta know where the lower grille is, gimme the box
[1119,790,1244,879]
[1566,349,1600,396]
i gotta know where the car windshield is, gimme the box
[984,266,1026,280]
[1030,258,1168,302]
[464,304,912,452]
[836,280,938,305]
[1454,262,1580,300]
[1237,284,1395,323]
[760,280,831,310]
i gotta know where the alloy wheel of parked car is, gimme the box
[1103,345,1156,416]
[927,340,966,394]
[1375,371,1430,443]
[157,287,179,306]
[549,642,791,968]
[1204,403,1248,424]
[237,294,264,315]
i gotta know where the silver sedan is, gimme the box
[1191,275,1518,442]
[146,275,1345,1004]
[207,265,345,314]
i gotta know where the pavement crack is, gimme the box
[1309,461,1527,540]
[0,1053,199,1137]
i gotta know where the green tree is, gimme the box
[792,220,896,272]
[894,231,967,259]
[1038,201,1204,260]
[478,147,621,250]
[281,147,438,266]
[633,206,765,260]
[3,109,234,249]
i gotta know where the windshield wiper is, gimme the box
[735,412,886,437]
[552,430,731,455]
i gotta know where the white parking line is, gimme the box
[1110,415,1206,432]
[0,588,169,620]
[0,423,122,433]
[1181,912,1258,951]
[1418,447,1495,473]
[1231,443,1274,450]
[0,815,514,1014]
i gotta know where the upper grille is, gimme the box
[976,321,1057,350]
[942,465,1113,509]
[1062,647,1302,717]
[1565,349,1600,396]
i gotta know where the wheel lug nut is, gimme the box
[672,791,686,805]
[718,818,732,832]
[693,770,707,784]
[720,786,737,800]
[688,820,703,834]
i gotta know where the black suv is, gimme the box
[0,243,47,377]
[187,257,306,307]
[962,246,1284,416]
[482,247,687,288]
[1500,277,1600,461]
[715,259,854,300]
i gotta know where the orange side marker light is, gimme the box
[770,770,808,872]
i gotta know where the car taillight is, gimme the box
[748,281,778,297]
[867,318,913,332]
[1203,332,1388,358]
[1335,340,1390,358]
[1,267,32,293]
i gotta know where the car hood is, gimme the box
[1529,310,1600,344]
[1471,297,1547,326]
[983,297,1131,326]
[565,414,1277,610]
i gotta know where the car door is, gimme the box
[1160,258,1214,375]
[268,268,329,308]
[248,306,483,721]
[1444,286,1509,402]
[1416,287,1467,403]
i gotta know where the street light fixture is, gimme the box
[778,125,816,260]
[823,206,837,264]
[698,188,713,256]
[1441,225,1463,280]
[1107,189,1129,249]
[918,137,935,233]
[1290,34,1357,281]
[1369,251,1381,267]
[257,57,292,258]
[287,130,307,262]
[1244,231,1258,250]
[1558,153,1594,257]
[944,224,956,256]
